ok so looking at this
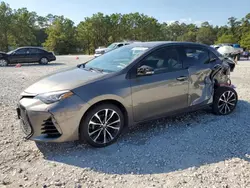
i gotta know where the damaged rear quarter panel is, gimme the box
[188,61,231,107]
[188,65,213,106]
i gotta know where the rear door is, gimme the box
[130,46,189,122]
[177,45,220,106]
[28,48,41,62]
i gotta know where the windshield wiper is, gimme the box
[88,67,104,73]
[80,66,104,73]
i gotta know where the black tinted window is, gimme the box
[29,48,44,54]
[178,46,210,68]
[15,49,28,55]
[140,47,183,73]
[117,44,124,47]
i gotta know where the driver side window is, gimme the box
[140,47,183,74]
[15,49,28,55]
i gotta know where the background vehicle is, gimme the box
[94,41,140,57]
[17,42,238,148]
[214,43,243,60]
[0,47,56,66]
[242,50,249,60]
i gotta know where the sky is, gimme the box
[2,0,250,26]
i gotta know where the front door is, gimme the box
[130,46,189,122]
[9,48,29,63]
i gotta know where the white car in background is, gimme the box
[94,41,140,57]
[212,43,243,60]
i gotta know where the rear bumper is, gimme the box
[49,56,56,62]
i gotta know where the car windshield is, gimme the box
[84,46,149,72]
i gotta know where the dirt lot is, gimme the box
[0,56,250,188]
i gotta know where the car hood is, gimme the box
[24,67,107,94]
[0,52,6,56]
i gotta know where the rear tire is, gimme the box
[212,86,238,115]
[79,104,124,147]
[39,57,49,65]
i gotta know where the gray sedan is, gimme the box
[17,42,238,147]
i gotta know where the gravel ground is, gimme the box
[0,56,250,188]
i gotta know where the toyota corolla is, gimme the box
[17,42,238,147]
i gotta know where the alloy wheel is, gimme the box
[40,58,48,64]
[0,59,8,66]
[88,109,121,144]
[218,90,237,115]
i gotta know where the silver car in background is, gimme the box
[17,42,238,147]
[94,41,138,57]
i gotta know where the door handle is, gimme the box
[176,76,188,81]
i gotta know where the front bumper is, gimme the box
[17,93,90,142]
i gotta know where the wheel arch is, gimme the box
[78,99,129,134]
[0,57,9,66]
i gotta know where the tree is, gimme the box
[1,0,250,54]
[0,2,12,51]
[227,17,241,42]
[10,8,38,48]
[177,31,197,42]
[240,32,250,49]
[196,22,216,45]
[216,34,237,44]
[77,19,94,54]
[44,16,77,54]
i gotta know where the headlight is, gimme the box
[34,90,74,104]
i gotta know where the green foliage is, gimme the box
[216,34,237,44]
[0,2,12,51]
[240,32,250,49]
[43,16,77,54]
[1,1,250,54]
[177,31,197,42]
[196,22,217,45]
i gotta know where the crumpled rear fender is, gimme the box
[188,61,232,106]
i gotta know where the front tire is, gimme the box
[0,59,8,67]
[39,57,49,65]
[79,104,124,147]
[212,86,238,115]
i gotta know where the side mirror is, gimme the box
[137,65,154,76]
[11,52,16,55]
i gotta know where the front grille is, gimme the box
[19,106,33,137]
[41,117,61,138]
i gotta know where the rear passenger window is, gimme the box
[178,47,210,68]
[140,47,183,73]
[29,49,38,54]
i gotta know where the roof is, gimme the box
[17,46,44,49]
[127,41,210,48]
